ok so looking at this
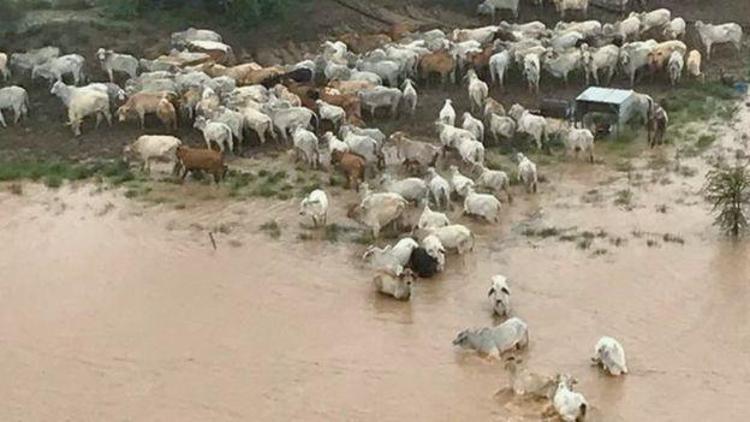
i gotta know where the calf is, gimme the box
[175,146,227,183]
[331,149,366,191]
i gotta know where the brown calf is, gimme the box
[175,146,227,183]
[331,149,366,191]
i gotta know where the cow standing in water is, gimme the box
[648,103,668,148]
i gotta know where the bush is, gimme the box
[704,163,750,237]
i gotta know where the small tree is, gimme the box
[704,162,750,237]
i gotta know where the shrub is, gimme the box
[704,163,750,237]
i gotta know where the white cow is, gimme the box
[552,374,589,422]
[462,112,485,142]
[452,317,529,358]
[418,204,451,230]
[517,153,538,193]
[488,275,511,317]
[466,69,489,114]
[509,104,547,150]
[591,336,628,376]
[299,189,329,227]
[0,86,30,128]
[449,164,475,198]
[439,99,456,126]
[464,187,502,222]
[123,135,182,173]
[426,167,451,210]
[667,51,684,86]
[489,50,513,89]
[562,128,595,162]
[695,21,743,59]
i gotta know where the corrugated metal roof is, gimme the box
[576,87,634,105]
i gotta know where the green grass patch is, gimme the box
[614,189,633,208]
[259,220,281,239]
[0,158,133,186]
[696,134,717,150]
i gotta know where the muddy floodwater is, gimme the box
[2,107,750,421]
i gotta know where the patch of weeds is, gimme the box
[277,192,291,200]
[656,204,668,214]
[677,165,698,178]
[7,183,22,195]
[329,175,344,187]
[228,172,255,191]
[663,233,685,245]
[522,226,560,238]
[44,175,62,188]
[259,220,281,239]
[254,184,278,198]
[609,237,627,247]
[646,239,659,248]
[215,223,234,235]
[680,145,700,158]
[352,231,375,245]
[614,159,634,173]
[582,189,604,204]
[581,231,596,240]
[696,134,716,150]
[124,189,139,199]
[614,189,633,209]
[559,234,578,242]
[267,170,287,184]
[258,169,270,177]
[592,248,608,256]
[648,154,670,169]
[324,223,346,243]
[577,238,592,250]
[716,104,737,121]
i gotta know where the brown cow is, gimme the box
[237,66,285,86]
[320,88,363,125]
[467,46,495,79]
[418,50,456,85]
[331,149,366,191]
[338,33,392,54]
[174,146,227,183]
[204,62,262,80]
[156,98,178,132]
[117,91,177,129]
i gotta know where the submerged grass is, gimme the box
[0,158,134,186]
[260,220,282,239]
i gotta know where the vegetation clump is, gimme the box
[704,163,750,237]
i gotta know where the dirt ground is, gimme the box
[0,0,748,164]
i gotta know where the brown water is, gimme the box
[2,106,750,421]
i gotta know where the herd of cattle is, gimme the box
[0,4,745,419]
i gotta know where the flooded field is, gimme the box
[1,103,749,421]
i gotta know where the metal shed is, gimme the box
[574,87,637,136]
